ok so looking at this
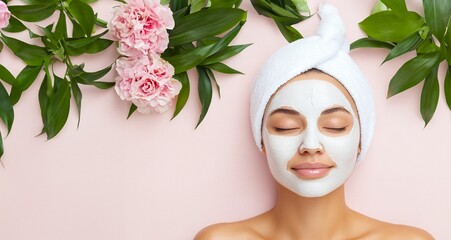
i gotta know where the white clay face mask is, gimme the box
[262,80,360,197]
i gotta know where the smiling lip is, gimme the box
[291,162,333,180]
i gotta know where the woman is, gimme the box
[195,5,433,240]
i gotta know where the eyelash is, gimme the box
[324,127,347,132]
[274,127,299,132]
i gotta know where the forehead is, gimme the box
[268,80,353,116]
[265,71,358,116]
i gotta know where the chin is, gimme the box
[278,176,346,198]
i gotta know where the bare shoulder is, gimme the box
[380,224,434,240]
[360,220,434,240]
[352,211,434,240]
[194,222,264,240]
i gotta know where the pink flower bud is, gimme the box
[108,0,174,56]
[115,54,181,114]
[0,1,11,29]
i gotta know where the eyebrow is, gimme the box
[321,107,350,115]
[269,108,301,116]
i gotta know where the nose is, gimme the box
[299,146,323,155]
[299,128,324,155]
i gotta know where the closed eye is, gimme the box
[323,127,347,132]
[274,127,300,132]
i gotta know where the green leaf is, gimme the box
[380,0,407,14]
[172,6,190,22]
[10,65,42,105]
[201,44,250,65]
[387,51,442,98]
[169,8,246,46]
[252,1,306,25]
[196,67,212,127]
[52,47,65,62]
[0,81,14,133]
[261,1,301,19]
[251,0,306,21]
[165,45,213,74]
[255,0,300,19]
[444,66,451,110]
[65,30,108,56]
[3,16,27,33]
[69,17,85,38]
[383,32,424,63]
[206,62,243,74]
[22,0,59,3]
[419,26,430,40]
[170,0,188,12]
[8,3,57,22]
[172,72,190,119]
[84,39,114,54]
[70,78,82,128]
[350,37,395,50]
[0,65,16,85]
[198,37,221,46]
[420,64,440,126]
[76,65,112,81]
[291,0,309,13]
[190,0,205,13]
[46,76,71,140]
[417,38,439,54]
[38,74,51,135]
[127,104,137,119]
[251,0,274,17]
[54,11,68,40]
[275,20,302,42]
[207,23,243,54]
[205,68,220,98]
[0,41,2,53]
[15,65,42,91]
[43,62,53,98]
[0,34,48,66]
[423,0,451,42]
[0,131,3,159]
[40,24,59,50]
[446,18,451,63]
[65,31,107,48]
[67,64,85,77]
[165,23,244,73]
[210,0,240,8]
[68,0,96,37]
[359,11,424,42]
[371,0,388,15]
[74,77,115,89]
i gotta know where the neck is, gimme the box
[268,184,352,240]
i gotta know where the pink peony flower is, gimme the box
[109,0,174,56]
[0,1,11,29]
[115,54,182,113]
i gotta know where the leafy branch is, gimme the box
[352,0,451,126]
[0,0,115,159]
[250,0,310,42]
[153,0,249,127]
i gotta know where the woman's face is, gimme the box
[262,71,360,197]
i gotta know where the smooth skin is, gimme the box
[194,71,434,240]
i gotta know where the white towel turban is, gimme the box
[250,4,375,162]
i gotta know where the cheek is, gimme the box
[263,129,302,164]
[321,120,360,166]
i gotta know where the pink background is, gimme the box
[0,0,450,239]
